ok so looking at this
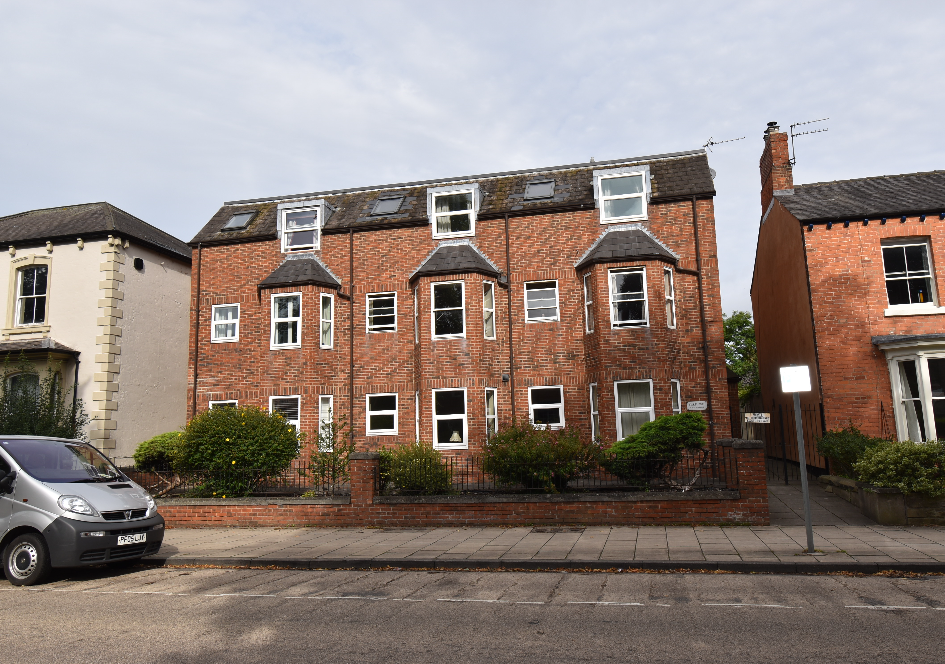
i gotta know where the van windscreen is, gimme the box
[0,439,122,483]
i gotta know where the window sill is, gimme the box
[433,443,468,450]
[367,431,398,436]
[3,325,50,337]
[611,323,649,329]
[526,318,560,323]
[432,230,475,240]
[319,344,333,350]
[601,216,647,225]
[432,334,466,340]
[211,338,239,344]
[884,305,945,317]
[270,344,302,350]
[367,329,397,334]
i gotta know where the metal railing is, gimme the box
[379,448,740,495]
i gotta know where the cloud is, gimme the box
[1,0,944,313]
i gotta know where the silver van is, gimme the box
[0,436,164,586]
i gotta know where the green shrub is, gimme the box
[307,413,355,495]
[133,432,180,470]
[0,353,89,440]
[483,422,602,493]
[379,442,452,495]
[177,405,302,496]
[854,440,945,498]
[816,422,884,479]
[605,413,707,486]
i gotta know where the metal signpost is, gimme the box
[780,365,815,554]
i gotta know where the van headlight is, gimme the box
[145,494,156,516]
[58,495,100,517]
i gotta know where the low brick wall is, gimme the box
[157,440,770,527]
[819,475,945,526]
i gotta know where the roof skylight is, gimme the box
[372,197,404,215]
[223,211,256,230]
[524,180,555,200]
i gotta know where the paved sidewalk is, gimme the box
[145,477,945,573]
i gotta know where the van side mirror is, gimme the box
[0,470,16,494]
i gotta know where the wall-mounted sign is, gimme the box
[686,401,707,411]
[744,413,771,424]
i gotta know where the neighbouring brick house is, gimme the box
[0,203,192,461]
[752,121,945,464]
[187,150,733,454]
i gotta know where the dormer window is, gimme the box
[524,180,555,200]
[373,197,404,215]
[594,167,650,224]
[223,211,255,231]
[427,184,480,238]
[281,207,320,252]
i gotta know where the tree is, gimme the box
[0,353,90,439]
[723,311,760,403]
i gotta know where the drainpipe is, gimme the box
[691,197,716,447]
[72,358,80,434]
[191,243,202,420]
[349,228,355,448]
[504,213,516,421]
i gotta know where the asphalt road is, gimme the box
[2,566,945,663]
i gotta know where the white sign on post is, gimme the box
[686,401,707,411]
[780,364,815,554]
[780,366,812,393]
[744,413,770,424]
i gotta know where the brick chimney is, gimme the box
[759,121,793,212]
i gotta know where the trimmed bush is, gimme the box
[133,432,180,471]
[177,405,302,496]
[854,440,945,498]
[483,422,602,493]
[605,413,707,485]
[379,442,451,495]
[816,422,884,479]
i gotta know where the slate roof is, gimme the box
[0,202,191,262]
[191,150,715,246]
[777,170,945,222]
[409,241,502,283]
[574,225,678,271]
[258,256,341,290]
[0,338,80,357]
[871,333,945,347]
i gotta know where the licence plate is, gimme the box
[117,533,146,546]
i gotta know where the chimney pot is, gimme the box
[765,121,780,134]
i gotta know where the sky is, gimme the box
[2,1,944,314]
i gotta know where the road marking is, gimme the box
[845,605,927,610]
[315,595,387,600]
[437,598,508,603]
[568,601,645,606]
[702,604,799,608]
[515,601,546,604]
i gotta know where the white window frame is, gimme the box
[883,348,945,442]
[528,385,565,430]
[366,392,398,436]
[428,184,479,239]
[589,383,600,440]
[209,400,238,409]
[595,170,648,224]
[269,395,301,431]
[614,380,655,439]
[280,206,321,253]
[367,292,397,333]
[210,303,240,343]
[320,294,334,349]
[483,281,496,340]
[524,280,560,322]
[431,280,466,339]
[485,387,498,439]
[432,387,468,450]
[881,239,939,315]
[318,395,334,451]
[609,267,649,328]
[583,273,594,333]
[270,292,302,349]
[15,265,49,327]
[664,268,676,329]
[671,380,682,414]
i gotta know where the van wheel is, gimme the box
[4,534,51,586]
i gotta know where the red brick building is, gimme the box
[752,122,945,461]
[187,150,731,454]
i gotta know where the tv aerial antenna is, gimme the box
[789,117,829,165]
[703,135,745,152]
